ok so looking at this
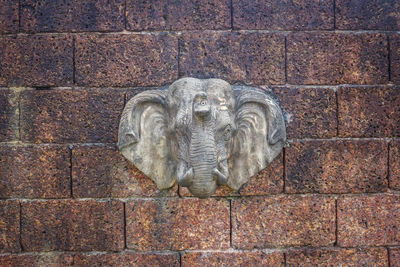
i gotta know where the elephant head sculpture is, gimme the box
[118,77,286,198]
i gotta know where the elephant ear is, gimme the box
[118,89,176,189]
[228,87,286,190]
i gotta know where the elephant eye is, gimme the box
[200,100,206,105]
[223,125,232,140]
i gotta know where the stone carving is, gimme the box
[118,77,286,198]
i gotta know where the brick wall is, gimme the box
[0,0,399,266]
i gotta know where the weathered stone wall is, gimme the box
[0,0,400,266]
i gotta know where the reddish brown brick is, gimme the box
[0,145,70,198]
[20,89,124,143]
[338,86,400,137]
[75,34,178,87]
[286,140,388,194]
[20,0,124,33]
[73,252,179,267]
[0,200,20,253]
[233,0,334,30]
[0,254,74,267]
[0,35,73,87]
[182,251,284,267]
[180,153,283,196]
[391,34,400,84]
[286,248,388,266]
[72,145,177,198]
[232,195,335,249]
[21,200,124,251]
[272,87,337,139]
[336,0,400,30]
[126,198,230,251]
[0,89,19,141]
[338,195,400,246]
[390,248,400,267]
[287,33,388,85]
[0,0,18,33]
[180,32,285,85]
[126,0,230,31]
[390,140,400,190]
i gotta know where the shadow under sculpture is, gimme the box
[118,77,286,198]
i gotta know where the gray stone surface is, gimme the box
[118,78,286,198]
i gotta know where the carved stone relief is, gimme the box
[118,77,286,198]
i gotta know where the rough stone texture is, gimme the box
[338,195,400,246]
[180,32,285,85]
[286,248,388,266]
[285,140,388,194]
[21,200,124,251]
[0,200,20,253]
[75,34,178,87]
[338,86,400,137]
[180,154,283,196]
[20,0,124,33]
[0,0,18,34]
[72,145,177,198]
[390,248,400,267]
[390,34,400,84]
[233,0,334,30]
[126,0,230,31]
[232,195,335,249]
[336,0,400,30]
[126,198,230,250]
[73,252,179,267]
[0,89,19,141]
[20,89,124,143]
[0,145,70,198]
[272,87,337,139]
[390,140,400,190]
[0,35,73,87]
[0,254,74,267]
[182,251,284,266]
[287,32,388,85]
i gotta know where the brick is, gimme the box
[0,145,70,198]
[126,0,230,31]
[390,248,400,267]
[73,252,179,267]
[232,195,335,249]
[0,90,19,141]
[233,0,334,30]
[390,140,400,190]
[287,33,388,85]
[391,34,400,84]
[338,195,400,246]
[0,200,20,253]
[72,145,177,198]
[285,140,388,194]
[286,248,388,266]
[182,251,284,267]
[336,0,400,30]
[0,0,18,33]
[272,87,337,139]
[20,89,124,143]
[0,254,74,267]
[126,198,230,250]
[180,153,283,196]
[75,34,178,87]
[0,35,73,87]
[21,200,124,251]
[20,0,124,33]
[180,32,285,85]
[338,86,400,137]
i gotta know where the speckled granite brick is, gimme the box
[0,254,74,267]
[285,140,388,194]
[126,0,230,30]
[126,198,230,251]
[0,200,20,253]
[0,90,19,141]
[390,248,400,267]
[0,0,18,33]
[391,34,400,84]
[390,140,400,190]
[232,195,335,249]
[338,195,400,246]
